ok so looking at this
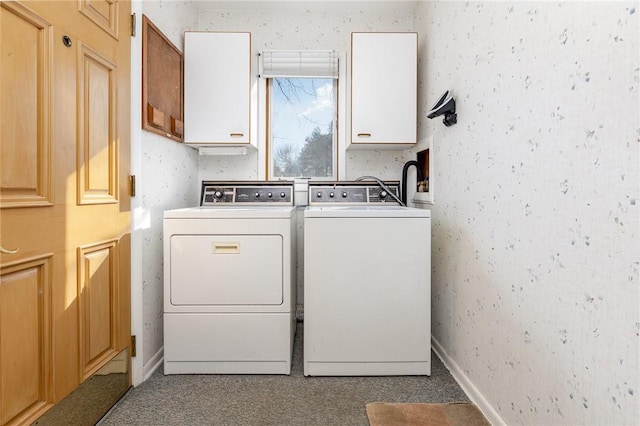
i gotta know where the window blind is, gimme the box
[259,50,339,79]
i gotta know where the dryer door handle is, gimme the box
[212,242,240,254]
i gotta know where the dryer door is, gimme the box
[170,234,283,306]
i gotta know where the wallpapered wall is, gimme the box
[416,1,639,425]
[137,1,199,368]
[196,3,419,183]
[134,1,639,424]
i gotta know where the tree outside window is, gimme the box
[269,77,336,179]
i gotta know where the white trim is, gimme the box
[258,52,346,180]
[431,336,506,426]
[411,135,434,207]
[257,75,267,179]
[129,0,144,387]
[337,52,347,180]
[142,346,164,383]
[198,146,250,156]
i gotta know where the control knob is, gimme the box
[213,190,224,200]
[267,192,273,198]
[280,192,286,198]
[316,192,322,198]
[254,192,261,198]
[342,191,348,198]
[379,190,388,200]
[329,192,335,198]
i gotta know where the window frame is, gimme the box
[266,77,338,181]
[257,51,346,182]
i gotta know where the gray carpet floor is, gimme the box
[99,323,468,425]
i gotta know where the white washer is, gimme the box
[164,181,296,375]
[303,181,431,376]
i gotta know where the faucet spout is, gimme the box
[401,161,424,205]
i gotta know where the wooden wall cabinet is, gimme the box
[183,32,251,146]
[142,15,183,142]
[349,32,417,149]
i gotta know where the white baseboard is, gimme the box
[431,337,506,426]
[142,346,164,383]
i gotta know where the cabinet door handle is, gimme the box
[230,132,244,137]
[357,133,371,137]
[0,246,19,254]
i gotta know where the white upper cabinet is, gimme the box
[184,32,251,145]
[350,32,417,149]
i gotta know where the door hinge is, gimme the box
[129,175,136,197]
[131,335,137,357]
[131,13,136,37]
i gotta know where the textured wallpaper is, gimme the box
[417,2,639,425]
[196,3,419,184]
[135,2,639,424]
[140,135,198,364]
[139,1,200,367]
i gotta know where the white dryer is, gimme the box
[303,181,431,376]
[163,181,296,375]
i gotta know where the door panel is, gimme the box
[78,240,119,380]
[78,0,119,39]
[0,255,52,425]
[0,2,52,208]
[77,42,118,205]
[0,1,130,424]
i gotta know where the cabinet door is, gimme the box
[350,32,417,146]
[184,32,250,145]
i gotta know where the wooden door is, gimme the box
[0,1,131,424]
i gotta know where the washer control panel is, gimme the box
[308,181,400,205]
[201,181,294,205]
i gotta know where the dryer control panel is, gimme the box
[308,181,401,205]
[201,181,294,205]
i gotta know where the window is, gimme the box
[268,77,337,179]
[260,50,339,180]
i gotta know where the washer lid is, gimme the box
[164,206,296,219]
[304,205,430,218]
